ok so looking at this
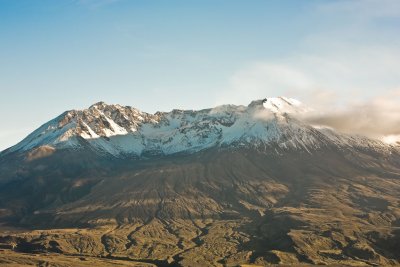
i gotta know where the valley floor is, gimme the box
[1,215,399,266]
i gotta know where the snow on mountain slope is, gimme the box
[382,134,400,145]
[4,97,394,157]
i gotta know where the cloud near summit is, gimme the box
[301,89,400,140]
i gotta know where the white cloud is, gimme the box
[217,62,314,106]
[216,41,400,107]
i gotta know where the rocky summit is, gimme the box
[0,97,400,266]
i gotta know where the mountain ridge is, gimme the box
[3,97,396,159]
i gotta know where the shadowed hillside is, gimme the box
[1,145,400,266]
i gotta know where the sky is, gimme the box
[1,0,400,150]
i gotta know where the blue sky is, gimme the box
[1,0,400,150]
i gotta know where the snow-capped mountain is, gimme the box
[3,97,393,157]
[1,98,400,267]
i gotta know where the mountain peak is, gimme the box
[248,97,306,114]
[89,101,108,108]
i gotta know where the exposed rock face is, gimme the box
[0,97,400,266]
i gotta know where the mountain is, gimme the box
[0,97,400,266]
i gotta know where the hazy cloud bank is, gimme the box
[302,89,400,138]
